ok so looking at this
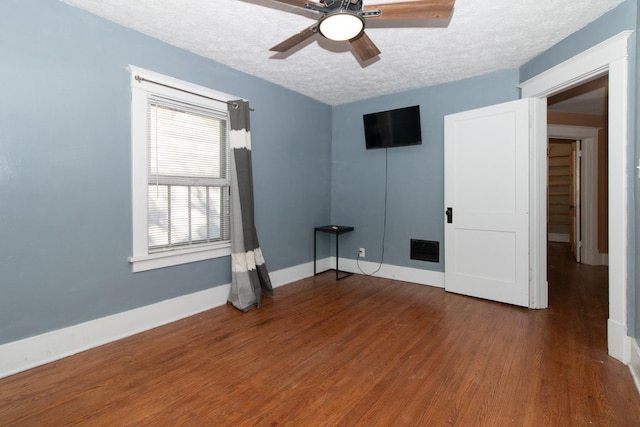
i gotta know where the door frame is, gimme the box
[520,31,632,362]
[571,140,581,263]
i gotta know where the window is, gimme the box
[129,66,233,272]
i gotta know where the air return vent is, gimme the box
[410,239,439,263]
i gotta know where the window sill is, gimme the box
[129,243,231,272]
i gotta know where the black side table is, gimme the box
[314,225,355,280]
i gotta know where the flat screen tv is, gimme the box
[363,105,422,149]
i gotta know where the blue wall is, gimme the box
[636,1,640,340]
[0,0,332,345]
[330,70,520,272]
[521,0,637,335]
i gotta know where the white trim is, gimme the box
[128,65,234,272]
[629,338,640,395]
[282,256,443,288]
[547,125,600,140]
[339,258,445,288]
[519,31,632,362]
[0,285,230,380]
[271,258,329,286]
[529,98,549,309]
[519,31,632,99]
[129,243,231,273]
[0,260,303,380]
[607,318,629,363]
[606,54,630,363]
[310,256,444,288]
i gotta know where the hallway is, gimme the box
[547,241,609,353]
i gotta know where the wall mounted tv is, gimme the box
[363,105,422,149]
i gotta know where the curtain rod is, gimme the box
[134,75,254,111]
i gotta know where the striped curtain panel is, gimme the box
[227,100,273,311]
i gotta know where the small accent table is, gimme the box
[314,225,355,280]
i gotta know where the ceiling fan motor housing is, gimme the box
[321,0,363,13]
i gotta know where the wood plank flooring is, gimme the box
[1,243,639,425]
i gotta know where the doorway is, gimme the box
[547,74,609,267]
[545,77,609,343]
[520,30,632,362]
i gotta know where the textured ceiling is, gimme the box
[62,0,625,106]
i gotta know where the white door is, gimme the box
[444,98,541,307]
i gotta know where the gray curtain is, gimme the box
[227,100,273,311]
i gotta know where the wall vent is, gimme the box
[410,239,439,263]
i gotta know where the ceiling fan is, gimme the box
[262,0,455,62]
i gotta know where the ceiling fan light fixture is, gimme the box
[318,11,364,41]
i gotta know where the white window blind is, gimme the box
[147,96,230,252]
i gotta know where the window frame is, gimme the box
[128,65,233,272]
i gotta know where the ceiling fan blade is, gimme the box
[364,0,455,20]
[270,24,317,52]
[350,32,381,62]
[266,0,323,10]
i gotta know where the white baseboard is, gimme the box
[274,256,444,288]
[608,318,628,363]
[3,256,632,384]
[0,284,230,380]
[338,257,444,288]
[629,337,640,395]
[268,260,333,290]
[0,257,449,380]
[0,259,313,381]
[270,258,324,287]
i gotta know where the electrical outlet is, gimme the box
[359,248,365,258]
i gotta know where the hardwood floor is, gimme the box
[1,243,639,425]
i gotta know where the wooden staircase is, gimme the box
[548,140,572,241]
